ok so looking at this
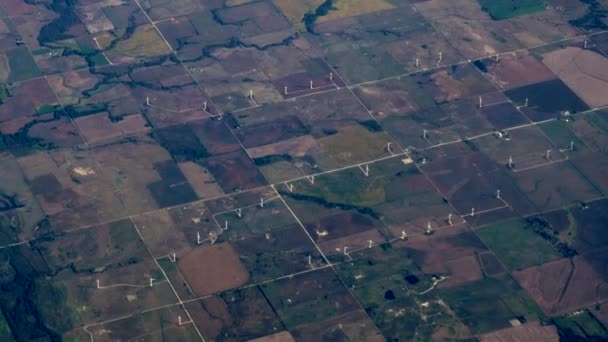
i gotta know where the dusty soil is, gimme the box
[178,161,224,199]
[542,47,608,108]
[178,243,249,296]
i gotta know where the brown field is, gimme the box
[474,126,556,171]
[542,47,608,108]
[200,150,268,192]
[571,152,608,195]
[247,135,320,159]
[480,321,559,342]
[514,257,608,316]
[515,161,601,212]
[479,251,507,276]
[27,117,85,148]
[186,288,283,340]
[594,303,608,326]
[74,113,149,144]
[421,152,509,212]
[19,150,128,229]
[319,229,385,256]
[92,138,180,212]
[86,306,200,342]
[131,209,192,258]
[249,331,295,342]
[190,118,242,155]
[354,82,419,116]
[414,0,519,58]
[0,0,38,16]
[292,310,384,341]
[178,243,249,296]
[481,52,557,90]
[315,125,392,169]
[97,24,170,63]
[305,212,379,242]
[406,231,487,288]
[47,70,103,105]
[272,0,323,30]
[178,161,225,199]
[275,72,337,99]
[235,115,309,148]
[0,78,59,134]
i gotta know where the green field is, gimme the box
[479,0,546,20]
[0,311,13,341]
[554,309,608,340]
[440,275,545,334]
[7,47,41,82]
[539,120,585,151]
[476,219,561,270]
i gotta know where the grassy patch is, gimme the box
[539,120,584,150]
[440,275,545,334]
[318,0,395,22]
[7,47,41,82]
[479,0,546,20]
[100,25,169,60]
[36,104,61,115]
[0,310,13,341]
[553,309,608,340]
[476,219,561,270]
[317,125,392,167]
[293,167,389,208]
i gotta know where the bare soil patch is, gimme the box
[542,47,608,107]
[177,243,249,296]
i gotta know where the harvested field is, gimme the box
[515,161,601,212]
[74,113,149,144]
[131,209,192,258]
[235,115,309,148]
[315,125,391,169]
[177,161,224,199]
[475,52,556,90]
[479,320,559,342]
[292,310,384,342]
[177,243,249,296]
[249,331,295,342]
[247,135,319,159]
[481,102,529,129]
[354,82,419,116]
[405,231,488,288]
[261,268,360,329]
[200,150,268,192]
[319,229,385,257]
[317,0,396,23]
[514,256,608,316]
[542,47,608,108]
[305,212,379,242]
[505,79,589,121]
[186,288,283,340]
[97,24,170,63]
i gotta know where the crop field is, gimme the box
[476,219,561,271]
[514,256,608,316]
[2,0,608,340]
[478,0,546,20]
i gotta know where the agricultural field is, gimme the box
[1,0,608,340]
